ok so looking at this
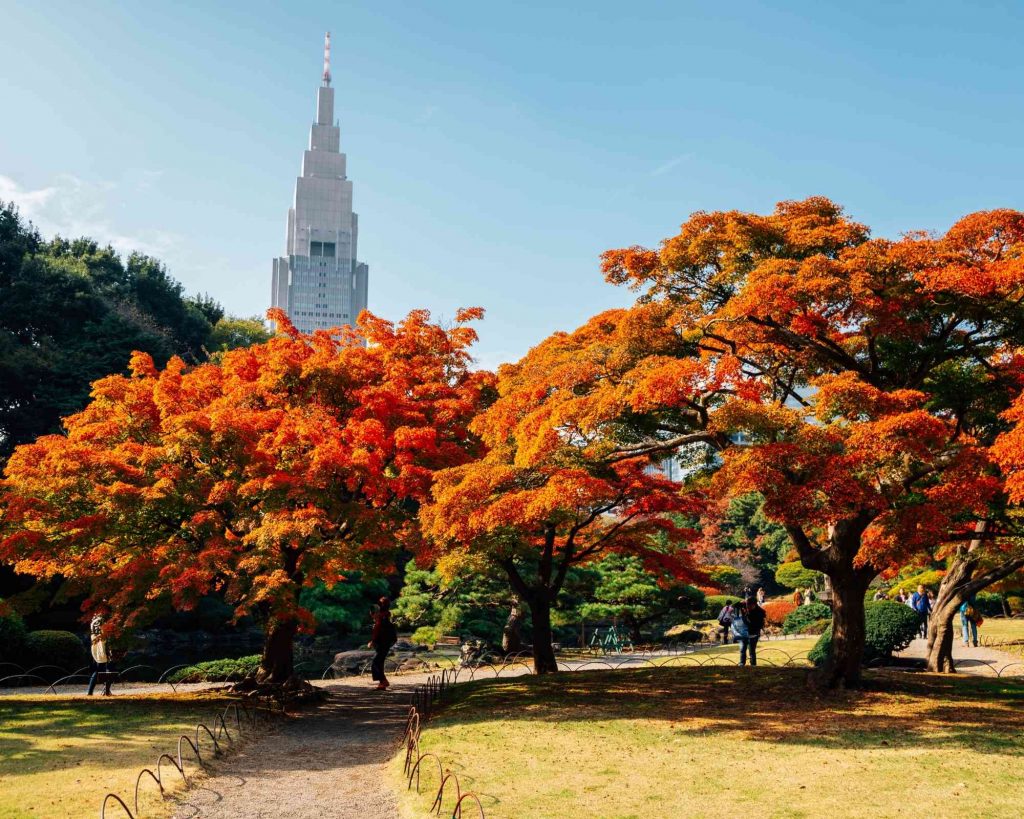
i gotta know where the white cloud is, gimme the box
[650,155,690,177]
[0,174,179,260]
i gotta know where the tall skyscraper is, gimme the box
[271,32,369,334]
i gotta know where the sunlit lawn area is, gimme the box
[0,692,233,819]
[979,617,1024,656]
[394,666,1024,819]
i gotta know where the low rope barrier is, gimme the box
[99,699,284,818]
[402,670,486,818]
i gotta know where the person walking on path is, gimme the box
[86,614,112,696]
[756,587,766,606]
[911,584,932,637]
[802,587,816,606]
[717,600,736,644]
[792,588,803,606]
[896,588,908,605]
[367,597,397,690]
[873,588,887,601]
[960,596,982,647]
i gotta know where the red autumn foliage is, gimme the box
[0,308,490,682]
[761,601,797,626]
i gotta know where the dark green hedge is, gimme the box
[24,630,88,670]
[809,600,920,667]
[782,602,831,634]
[702,595,742,620]
[0,610,27,663]
[168,655,260,683]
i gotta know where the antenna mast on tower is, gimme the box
[322,31,332,86]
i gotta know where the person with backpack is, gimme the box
[960,596,981,647]
[368,596,398,690]
[717,601,736,644]
[741,596,766,667]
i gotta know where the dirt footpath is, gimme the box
[895,637,1023,675]
[173,679,414,819]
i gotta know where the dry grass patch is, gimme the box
[394,666,1024,819]
[0,692,234,819]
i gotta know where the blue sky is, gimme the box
[2,1,1022,368]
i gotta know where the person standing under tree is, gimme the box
[86,614,112,696]
[911,584,931,638]
[960,596,981,648]
[740,596,766,667]
[368,597,397,690]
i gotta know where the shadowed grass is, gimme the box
[0,692,235,819]
[394,666,1024,819]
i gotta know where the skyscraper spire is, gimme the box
[322,31,331,86]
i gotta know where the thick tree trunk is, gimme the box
[925,553,975,673]
[257,617,297,684]
[925,525,1024,673]
[528,594,558,674]
[823,567,873,688]
[788,514,878,689]
[502,595,526,655]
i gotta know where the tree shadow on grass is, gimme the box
[428,666,1024,755]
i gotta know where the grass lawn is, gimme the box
[978,617,1024,657]
[394,666,1024,819]
[0,692,233,819]
[683,637,818,665]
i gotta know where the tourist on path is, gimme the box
[86,614,112,696]
[960,596,981,647]
[873,588,887,601]
[717,600,736,644]
[911,584,931,637]
[756,587,766,606]
[368,597,397,690]
[802,587,816,606]
[896,588,908,605]
[792,588,803,606]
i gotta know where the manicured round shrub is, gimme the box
[761,601,797,626]
[702,595,741,620]
[809,600,920,667]
[0,608,27,664]
[800,618,832,635]
[24,630,88,670]
[167,655,260,683]
[782,602,831,634]
[775,561,824,590]
[705,565,743,592]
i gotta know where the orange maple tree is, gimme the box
[0,308,490,683]
[420,306,711,673]
[601,198,1024,685]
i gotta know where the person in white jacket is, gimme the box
[86,614,112,696]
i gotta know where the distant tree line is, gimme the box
[0,200,270,463]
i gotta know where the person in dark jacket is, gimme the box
[367,597,397,690]
[911,584,931,637]
[739,597,766,667]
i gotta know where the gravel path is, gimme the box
[895,636,1023,675]
[172,678,420,819]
